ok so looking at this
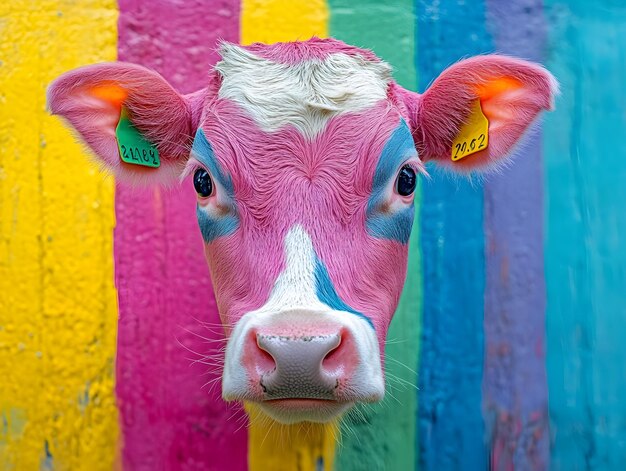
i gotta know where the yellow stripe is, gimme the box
[241,0,328,45]
[240,1,335,469]
[0,2,119,469]
[246,404,338,471]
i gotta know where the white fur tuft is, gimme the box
[215,43,392,139]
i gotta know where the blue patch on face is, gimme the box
[314,256,375,329]
[366,119,417,244]
[192,128,239,242]
[196,207,239,243]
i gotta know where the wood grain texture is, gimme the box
[417,1,490,469]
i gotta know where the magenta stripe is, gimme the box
[483,1,549,469]
[115,2,245,469]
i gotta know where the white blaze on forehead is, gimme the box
[215,43,392,139]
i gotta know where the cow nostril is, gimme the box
[257,345,276,372]
[248,329,359,400]
[248,331,276,375]
[321,329,348,374]
[322,340,341,363]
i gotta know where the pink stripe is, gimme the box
[115,2,246,470]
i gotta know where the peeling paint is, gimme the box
[40,440,53,471]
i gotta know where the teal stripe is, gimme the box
[328,1,421,470]
[416,0,491,469]
[545,1,626,468]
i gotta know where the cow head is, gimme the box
[48,38,557,424]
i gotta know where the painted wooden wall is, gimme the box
[1,0,625,470]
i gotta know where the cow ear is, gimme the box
[409,55,558,172]
[48,62,205,185]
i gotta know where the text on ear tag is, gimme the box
[116,107,160,168]
[451,99,489,161]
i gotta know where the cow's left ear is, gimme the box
[405,55,558,172]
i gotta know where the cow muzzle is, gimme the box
[257,332,342,400]
[222,309,384,424]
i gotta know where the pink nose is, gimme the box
[248,331,349,400]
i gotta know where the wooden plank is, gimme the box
[417,1,491,468]
[329,1,421,469]
[482,0,550,468]
[544,1,626,468]
[0,1,118,469]
[114,1,247,469]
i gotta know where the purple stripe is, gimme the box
[483,1,549,469]
[115,1,246,469]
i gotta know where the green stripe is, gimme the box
[328,2,420,470]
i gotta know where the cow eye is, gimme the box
[193,168,213,198]
[396,165,416,196]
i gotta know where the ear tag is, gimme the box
[451,99,489,161]
[116,107,160,168]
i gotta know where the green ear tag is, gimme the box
[115,107,160,168]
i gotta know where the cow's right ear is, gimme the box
[48,62,205,185]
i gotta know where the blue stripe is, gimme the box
[314,256,374,329]
[366,119,417,244]
[192,128,235,195]
[196,206,238,243]
[416,0,491,469]
[191,128,239,242]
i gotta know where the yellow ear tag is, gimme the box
[451,99,489,161]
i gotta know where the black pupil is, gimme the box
[193,168,213,197]
[397,166,417,196]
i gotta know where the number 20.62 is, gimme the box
[454,133,486,158]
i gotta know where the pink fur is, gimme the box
[240,36,381,65]
[201,99,409,348]
[407,54,558,172]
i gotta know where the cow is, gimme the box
[48,37,557,425]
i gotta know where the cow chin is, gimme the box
[222,308,385,424]
[255,399,355,424]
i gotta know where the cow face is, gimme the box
[48,37,557,424]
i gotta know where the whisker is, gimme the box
[177,323,228,343]
[386,372,419,391]
[386,356,419,376]
[384,337,408,346]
